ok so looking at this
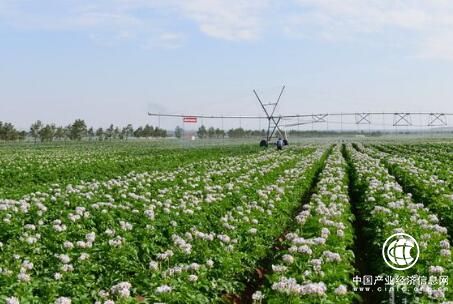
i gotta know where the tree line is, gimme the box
[3,120,423,143]
[0,122,26,141]
[0,119,167,142]
[194,125,266,139]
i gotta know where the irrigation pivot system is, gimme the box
[253,86,287,147]
[148,86,453,146]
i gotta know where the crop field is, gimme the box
[0,141,452,304]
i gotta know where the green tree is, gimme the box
[105,124,114,140]
[0,122,22,141]
[55,127,65,141]
[95,128,104,141]
[133,127,143,138]
[69,119,87,141]
[113,127,120,139]
[175,126,183,139]
[215,128,225,138]
[87,127,95,141]
[18,131,26,140]
[30,120,43,143]
[227,128,246,138]
[124,124,134,140]
[38,124,56,142]
[156,127,167,137]
[207,127,215,138]
[64,125,72,141]
[143,125,154,137]
[197,125,207,139]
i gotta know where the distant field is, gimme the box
[0,140,452,303]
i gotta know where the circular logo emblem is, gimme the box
[382,233,419,270]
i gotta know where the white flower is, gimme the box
[282,254,294,265]
[217,234,231,244]
[297,245,312,255]
[323,251,341,262]
[156,285,172,294]
[55,297,71,304]
[144,209,155,219]
[17,272,31,282]
[271,264,287,273]
[98,290,109,298]
[440,240,450,249]
[252,291,265,301]
[271,277,327,296]
[21,260,33,270]
[157,250,174,261]
[430,289,445,299]
[63,241,74,249]
[189,263,200,271]
[321,228,330,238]
[440,249,451,257]
[54,272,63,280]
[86,232,96,243]
[25,237,38,245]
[429,266,444,274]
[188,274,198,282]
[58,254,71,264]
[105,229,115,236]
[206,259,214,268]
[149,261,159,271]
[60,264,74,272]
[108,236,124,247]
[310,259,322,266]
[76,241,88,248]
[335,285,348,295]
[288,246,298,253]
[312,237,326,245]
[5,297,20,304]
[79,253,90,261]
[111,282,132,298]
[119,221,133,231]
[299,282,327,295]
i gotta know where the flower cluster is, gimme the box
[0,146,325,302]
[260,146,356,303]
[347,144,453,301]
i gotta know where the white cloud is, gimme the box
[293,0,430,31]
[3,0,453,59]
[144,32,186,49]
[0,0,270,44]
[289,0,453,60]
[172,0,270,41]
[0,0,162,48]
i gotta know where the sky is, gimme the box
[1,0,453,130]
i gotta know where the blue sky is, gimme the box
[1,0,453,130]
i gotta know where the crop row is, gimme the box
[142,147,326,303]
[257,145,356,304]
[361,144,453,238]
[0,147,296,302]
[345,144,452,303]
[0,147,327,303]
[372,144,453,189]
[0,143,259,199]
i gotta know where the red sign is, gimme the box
[183,116,198,123]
